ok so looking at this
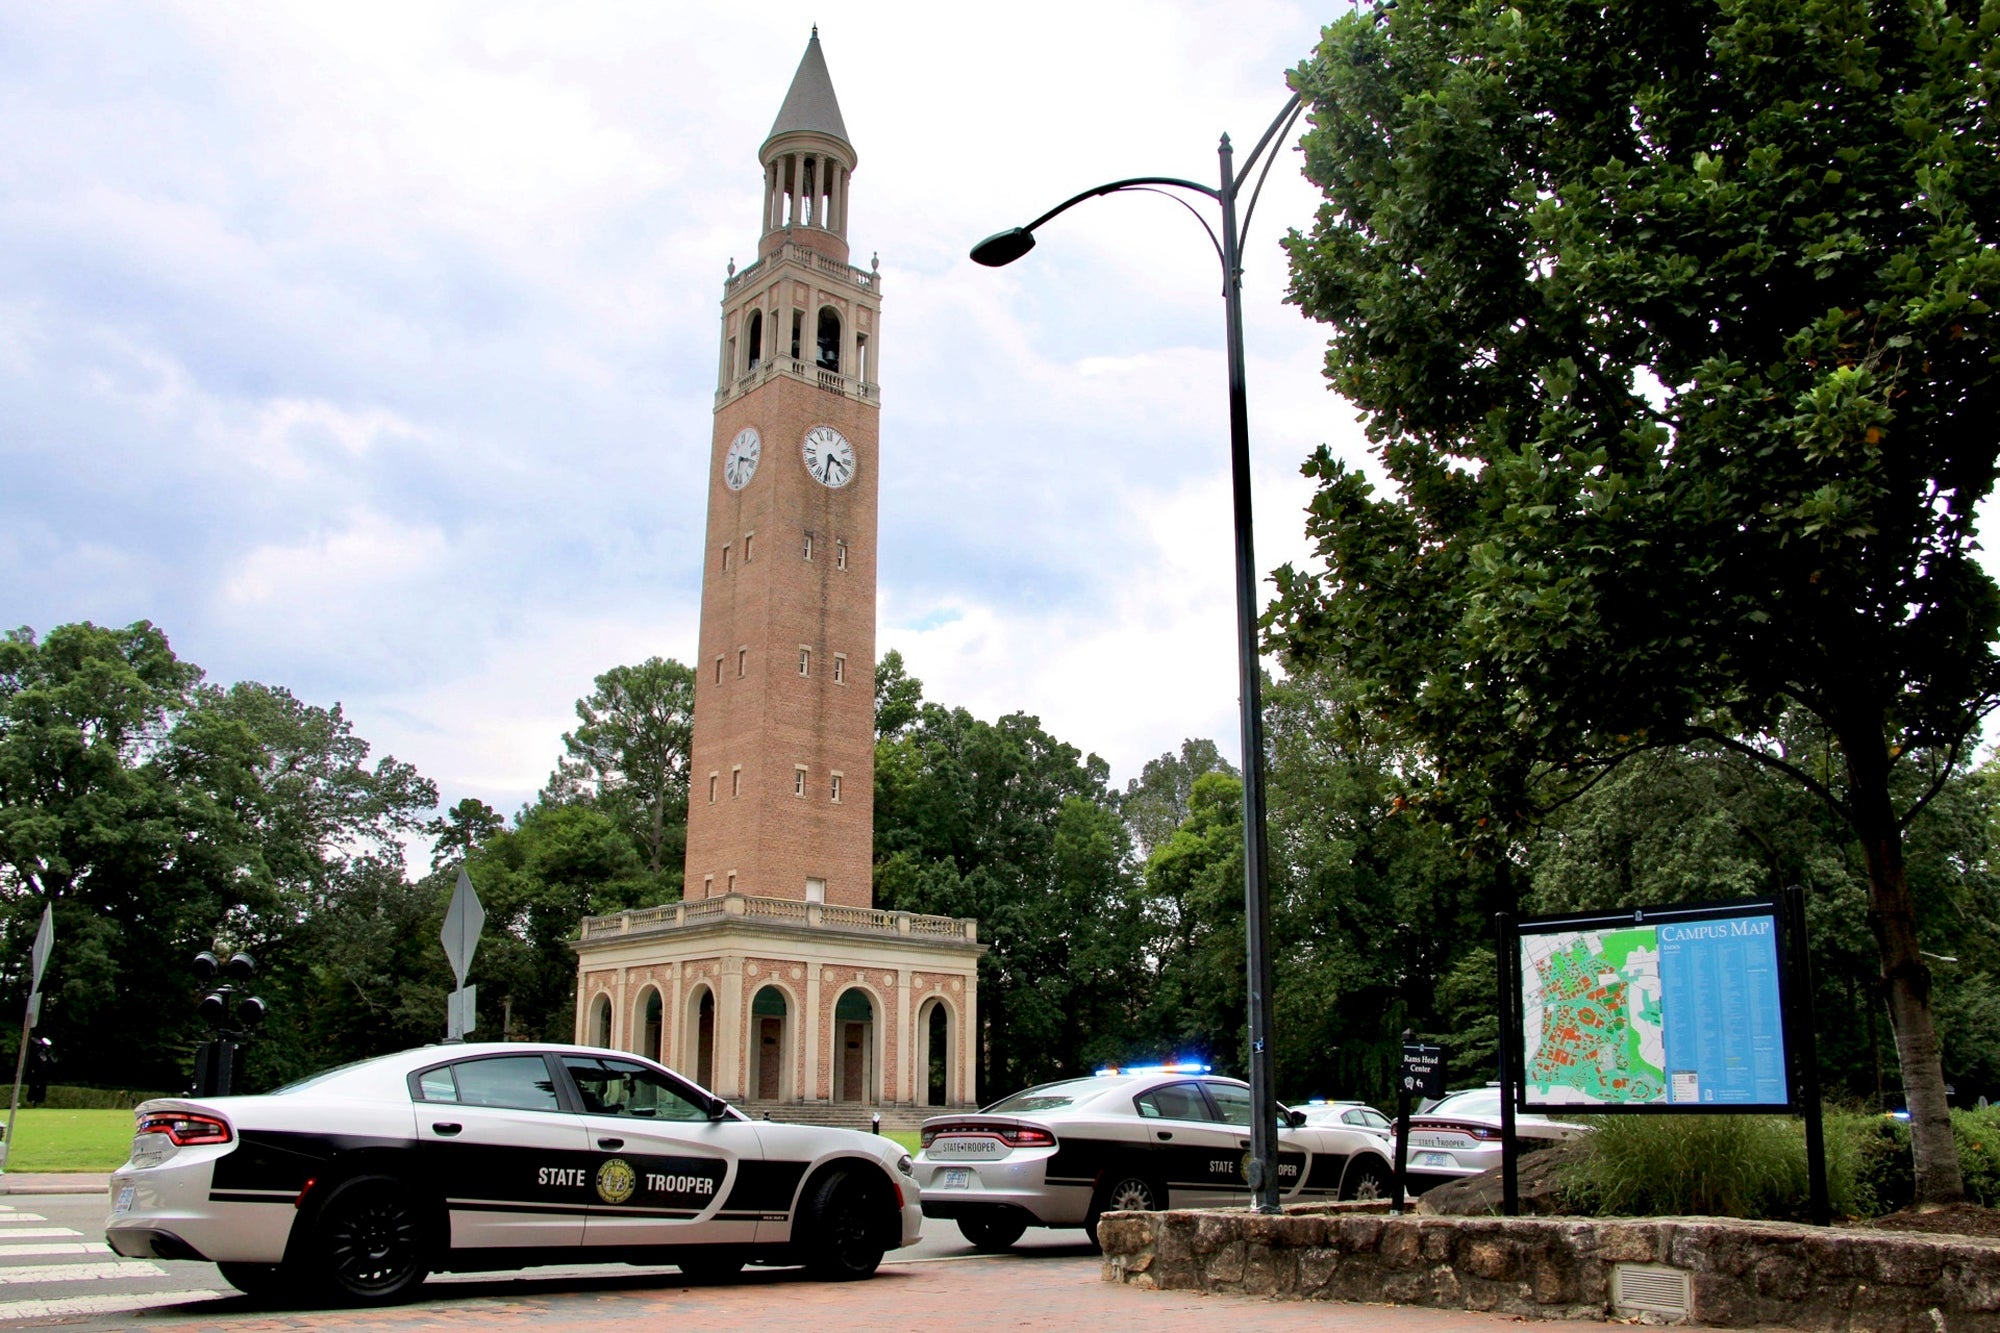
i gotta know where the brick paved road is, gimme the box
[48,1255,1552,1333]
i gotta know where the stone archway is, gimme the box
[833,988,875,1104]
[919,996,953,1107]
[686,985,716,1090]
[750,985,790,1100]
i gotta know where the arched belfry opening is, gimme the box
[745,309,763,370]
[817,307,841,371]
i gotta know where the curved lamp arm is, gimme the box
[970,175,1218,268]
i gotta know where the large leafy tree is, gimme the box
[1277,0,2000,1199]
[545,658,694,889]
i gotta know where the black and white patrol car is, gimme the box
[913,1066,1395,1251]
[105,1043,920,1304]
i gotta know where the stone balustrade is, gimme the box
[576,893,978,946]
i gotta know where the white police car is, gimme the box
[913,1065,1395,1250]
[105,1043,920,1304]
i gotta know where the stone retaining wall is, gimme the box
[1097,1208,2000,1332]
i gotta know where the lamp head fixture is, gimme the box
[970,227,1036,267]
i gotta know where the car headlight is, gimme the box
[897,1153,914,1177]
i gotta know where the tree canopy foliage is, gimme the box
[1276,0,2000,1201]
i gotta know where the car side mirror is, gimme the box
[1287,1110,1307,1129]
[708,1099,731,1121]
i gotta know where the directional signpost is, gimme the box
[2,906,55,1183]
[442,867,484,1041]
[1391,1034,1445,1213]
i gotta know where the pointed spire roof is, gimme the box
[764,28,850,150]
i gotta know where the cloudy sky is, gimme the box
[4,1,1367,823]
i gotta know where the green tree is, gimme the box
[546,659,694,889]
[874,649,923,738]
[1278,0,2000,1200]
[874,678,1147,1097]
[1120,739,1237,861]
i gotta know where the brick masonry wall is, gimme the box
[686,269,880,909]
[1099,1210,2000,1332]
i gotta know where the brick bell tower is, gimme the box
[571,33,982,1118]
[684,27,880,909]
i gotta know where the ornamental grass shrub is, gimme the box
[1565,1107,2000,1220]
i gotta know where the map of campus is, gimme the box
[1519,913,1791,1107]
[1521,929,1667,1103]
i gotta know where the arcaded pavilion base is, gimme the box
[571,895,984,1112]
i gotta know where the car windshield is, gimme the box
[1426,1089,1502,1118]
[986,1077,1126,1113]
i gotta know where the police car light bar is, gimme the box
[1094,1061,1211,1077]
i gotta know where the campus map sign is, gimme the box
[1515,899,1793,1112]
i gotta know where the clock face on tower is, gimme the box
[802,425,856,488]
[723,428,761,490]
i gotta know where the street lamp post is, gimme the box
[972,92,1304,1213]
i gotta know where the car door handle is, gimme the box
[597,1137,625,1150]
[1156,1131,1173,1141]
[431,1122,462,1136]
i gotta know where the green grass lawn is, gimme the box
[1,1108,134,1173]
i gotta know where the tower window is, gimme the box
[731,765,742,798]
[714,656,722,684]
[803,531,814,561]
[830,771,844,803]
[721,543,731,571]
[833,653,847,685]
[746,309,763,370]
[704,874,714,897]
[799,646,811,676]
[727,871,737,894]
[737,648,747,678]
[856,332,869,383]
[743,532,754,562]
[817,307,841,372]
[806,878,826,903]
[794,765,808,797]
[707,772,718,804]
[836,540,848,570]
[791,310,803,360]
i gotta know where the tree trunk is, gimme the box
[1844,731,1964,1204]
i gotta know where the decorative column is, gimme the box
[961,969,979,1108]
[896,969,914,1106]
[718,954,746,1098]
[804,961,823,1102]
[666,960,683,1068]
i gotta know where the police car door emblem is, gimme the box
[596,1157,638,1204]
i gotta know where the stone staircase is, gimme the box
[735,1101,954,1136]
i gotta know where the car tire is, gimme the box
[306,1174,432,1306]
[800,1168,886,1281]
[1342,1155,1392,1202]
[1084,1172,1162,1249]
[676,1252,746,1283]
[216,1261,290,1299]
[955,1212,1027,1252]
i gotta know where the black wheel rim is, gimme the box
[326,1190,422,1294]
[826,1185,876,1267]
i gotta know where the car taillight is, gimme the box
[919,1121,1057,1149]
[136,1112,232,1146]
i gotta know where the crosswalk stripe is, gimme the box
[0,1230,79,1240]
[0,1243,110,1257]
[0,1216,47,1225]
[0,1289,223,1320]
[0,1262,168,1285]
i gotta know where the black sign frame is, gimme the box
[1505,896,1799,1116]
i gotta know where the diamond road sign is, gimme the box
[441,867,485,988]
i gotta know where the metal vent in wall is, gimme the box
[1611,1262,1692,1320]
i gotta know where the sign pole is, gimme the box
[1,907,54,1184]
[1392,1030,1412,1214]
[1494,911,1519,1217]
[1784,884,1830,1225]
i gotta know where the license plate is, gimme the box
[1412,1152,1451,1168]
[939,1169,971,1189]
[111,1186,135,1216]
